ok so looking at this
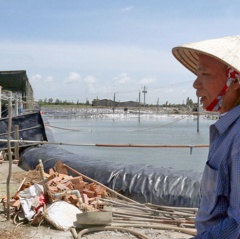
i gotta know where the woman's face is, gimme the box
[193,54,227,109]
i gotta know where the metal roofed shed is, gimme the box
[0,70,46,151]
[0,70,34,110]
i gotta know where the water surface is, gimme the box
[45,114,214,173]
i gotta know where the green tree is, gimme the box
[55,99,61,104]
[48,98,53,104]
[38,99,43,106]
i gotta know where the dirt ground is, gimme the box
[0,161,193,239]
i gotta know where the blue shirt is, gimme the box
[194,105,240,238]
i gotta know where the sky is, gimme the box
[0,1,240,105]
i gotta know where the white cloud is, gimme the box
[65,72,81,84]
[29,74,54,93]
[114,73,133,84]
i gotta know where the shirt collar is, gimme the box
[214,105,240,135]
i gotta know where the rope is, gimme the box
[45,115,193,133]
[129,116,187,132]
[0,125,42,137]
[45,124,81,132]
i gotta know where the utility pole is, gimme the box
[86,98,88,113]
[142,86,147,107]
[138,91,141,122]
[113,93,116,114]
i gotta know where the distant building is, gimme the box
[92,99,139,108]
[0,70,34,110]
[92,99,113,107]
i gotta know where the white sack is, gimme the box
[44,201,82,231]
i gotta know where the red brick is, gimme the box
[62,175,73,180]
[49,186,58,192]
[49,168,55,175]
[82,193,89,205]
[74,181,85,192]
[69,176,83,185]
[13,200,21,211]
[3,198,16,208]
[68,195,78,205]
[63,181,74,190]
[57,183,69,191]
[82,189,95,198]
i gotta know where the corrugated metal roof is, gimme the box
[0,70,29,92]
[0,70,34,107]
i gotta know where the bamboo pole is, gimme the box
[6,92,12,220]
[112,217,194,226]
[14,125,19,161]
[145,202,198,214]
[101,198,197,220]
[0,138,209,149]
[0,86,2,119]
[95,143,209,148]
[15,94,18,116]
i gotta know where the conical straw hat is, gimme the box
[172,36,240,75]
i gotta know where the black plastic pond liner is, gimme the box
[0,111,47,150]
[19,144,202,207]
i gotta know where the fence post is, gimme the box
[6,91,13,220]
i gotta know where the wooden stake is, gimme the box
[6,91,13,220]
[14,125,19,161]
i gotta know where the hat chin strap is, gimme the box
[205,68,240,112]
[205,85,228,112]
